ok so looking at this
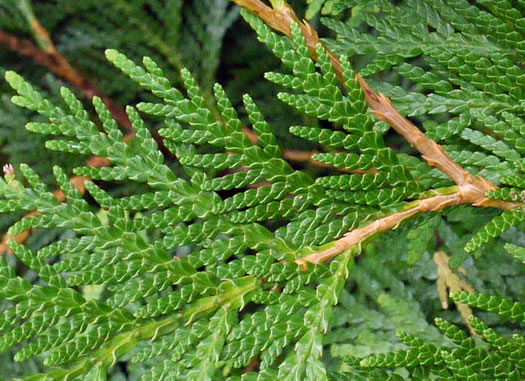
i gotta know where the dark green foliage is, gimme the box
[0,0,523,380]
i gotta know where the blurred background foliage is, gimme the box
[0,0,523,379]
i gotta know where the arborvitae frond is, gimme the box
[358,292,525,379]
[323,0,525,252]
[0,0,523,379]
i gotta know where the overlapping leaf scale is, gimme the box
[44,322,119,366]
[107,50,251,188]
[212,258,251,281]
[289,125,359,150]
[396,63,454,95]
[36,237,89,260]
[226,197,310,224]
[115,190,180,211]
[361,309,525,378]
[107,276,172,309]
[8,241,64,288]
[132,319,208,364]
[500,175,525,188]
[328,182,421,207]
[247,13,371,130]
[407,215,440,265]
[283,264,331,294]
[134,272,219,319]
[275,203,365,249]
[274,51,371,132]
[277,252,354,380]
[470,110,525,153]
[250,257,304,283]
[0,257,135,362]
[446,149,504,168]
[139,277,257,379]
[450,291,525,322]
[130,206,195,230]
[360,343,443,369]
[460,128,521,161]
[324,0,525,133]
[185,236,248,268]
[501,111,525,138]
[0,167,102,239]
[66,261,145,286]
[444,149,515,183]
[224,290,316,368]
[465,208,525,252]
[53,250,120,274]
[213,182,291,214]
[228,290,315,341]
[433,319,471,351]
[214,254,298,283]
[487,187,525,202]
[477,0,525,33]
[322,13,421,77]
[312,152,374,172]
[200,169,264,192]
[155,218,225,250]
[159,120,213,145]
[437,0,525,55]
[317,167,411,192]
[504,243,525,264]
[105,51,183,102]
[433,52,515,100]
[244,94,281,158]
[14,317,88,362]
[468,316,525,372]
[179,307,236,380]
[228,311,306,369]
[306,210,363,247]
[112,51,294,195]
[0,305,65,353]
[178,150,242,171]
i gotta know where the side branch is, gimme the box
[297,193,461,266]
[297,186,520,266]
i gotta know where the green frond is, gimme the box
[450,292,525,322]
[0,1,524,379]
[465,208,525,252]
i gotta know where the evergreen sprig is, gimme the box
[0,0,523,379]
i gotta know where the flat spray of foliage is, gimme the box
[0,0,524,380]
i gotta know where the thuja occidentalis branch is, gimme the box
[230,0,521,266]
[0,6,344,255]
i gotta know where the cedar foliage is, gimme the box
[0,0,524,380]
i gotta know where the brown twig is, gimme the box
[229,0,521,265]
[434,250,477,335]
[0,29,132,131]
